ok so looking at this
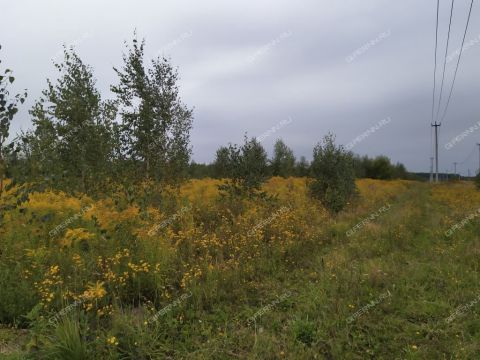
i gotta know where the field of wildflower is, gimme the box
[1,178,480,359]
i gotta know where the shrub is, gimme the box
[216,136,268,197]
[475,172,480,190]
[292,316,316,346]
[309,134,356,213]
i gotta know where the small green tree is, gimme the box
[475,172,480,190]
[309,134,356,213]
[241,137,268,191]
[0,45,27,194]
[28,47,115,193]
[271,139,295,177]
[217,136,268,197]
[213,146,230,178]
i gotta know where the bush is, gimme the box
[216,136,268,197]
[309,134,356,213]
[292,317,316,346]
[475,173,480,190]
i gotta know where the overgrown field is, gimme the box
[1,178,480,359]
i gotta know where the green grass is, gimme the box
[148,182,479,358]
[173,183,480,359]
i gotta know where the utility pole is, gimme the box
[454,162,457,180]
[432,122,441,182]
[430,157,434,183]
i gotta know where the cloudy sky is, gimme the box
[2,0,480,174]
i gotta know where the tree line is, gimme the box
[189,138,412,181]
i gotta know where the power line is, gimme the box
[431,0,441,124]
[458,144,476,165]
[435,0,455,122]
[440,0,475,124]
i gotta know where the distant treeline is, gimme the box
[189,142,413,181]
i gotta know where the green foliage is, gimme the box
[475,172,480,190]
[188,161,214,178]
[216,136,268,197]
[366,156,394,179]
[214,139,305,179]
[6,35,193,195]
[309,134,357,213]
[238,136,268,192]
[24,47,115,193]
[271,139,295,177]
[43,318,88,360]
[292,316,316,346]
[112,34,193,183]
[213,146,230,178]
[0,44,27,194]
[0,261,37,325]
[354,155,409,180]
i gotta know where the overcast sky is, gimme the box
[2,0,480,174]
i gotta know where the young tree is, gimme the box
[22,103,60,182]
[213,146,231,178]
[271,139,295,177]
[240,137,268,191]
[29,48,114,192]
[475,172,480,190]
[295,156,310,177]
[0,45,27,194]
[309,134,356,213]
[112,35,193,183]
[217,136,268,197]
